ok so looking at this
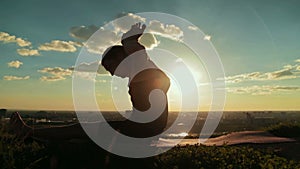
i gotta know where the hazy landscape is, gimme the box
[2,109,300,136]
[1,109,300,168]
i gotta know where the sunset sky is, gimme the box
[0,0,299,111]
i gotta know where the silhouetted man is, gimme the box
[10,23,170,140]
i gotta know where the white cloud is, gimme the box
[8,60,23,68]
[227,85,300,95]
[70,13,184,54]
[226,62,300,83]
[16,38,31,47]
[283,64,295,69]
[0,32,15,42]
[265,68,296,80]
[38,67,73,76]
[0,32,31,47]
[3,75,30,81]
[113,13,146,33]
[73,71,97,82]
[71,25,159,54]
[17,48,40,56]
[295,59,300,63]
[38,67,73,82]
[69,13,138,54]
[38,40,81,52]
[83,27,119,54]
[148,20,183,41]
[138,33,159,49]
[188,25,198,31]
[40,76,65,82]
[70,25,99,40]
[225,72,262,83]
[204,35,211,41]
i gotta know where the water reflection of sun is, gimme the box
[168,132,189,137]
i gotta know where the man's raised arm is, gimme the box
[121,23,146,56]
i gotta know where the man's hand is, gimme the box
[122,23,146,41]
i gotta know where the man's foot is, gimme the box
[10,112,33,139]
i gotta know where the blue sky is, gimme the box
[0,0,299,110]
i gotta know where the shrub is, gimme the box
[0,129,47,169]
[267,122,300,139]
[154,144,300,169]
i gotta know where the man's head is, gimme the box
[101,45,127,77]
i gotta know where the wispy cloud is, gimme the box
[70,61,113,82]
[265,67,296,80]
[7,60,23,68]
[225,60,300,83]
[3,75,30,81]
[69,61,108,75]
[38,40,82,52]
[188,25,198,31]
[147,20,183,41]
[38,65,109,82]
[1,32,83,55]
[227,85,300,95]
[40,76,66,82]
[113,13,146,33]
[0,32,31,47]
[17,48,40,56]
[70,25,99,41]
[73,71,97,82]
[70,13,145,54]
[81,28,119,54]
[38,67,72,82]
[225,72,262,83]
[38,67,72,76]
[70,13,183,54]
